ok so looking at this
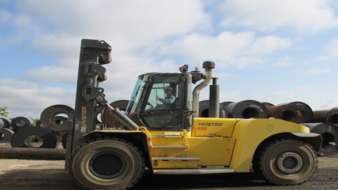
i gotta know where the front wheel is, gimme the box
[253,138,317,185]
[69,138,144,190]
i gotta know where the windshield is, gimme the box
[125,75,149,115]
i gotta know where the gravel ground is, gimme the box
[0,143,337,190]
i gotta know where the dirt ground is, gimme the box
[0,142,337,190]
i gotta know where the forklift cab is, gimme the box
[125,73,193,131]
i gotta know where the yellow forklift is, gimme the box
[65,39,322,190]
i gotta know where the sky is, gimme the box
[1,0,338,119]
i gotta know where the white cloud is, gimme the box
[219,91,245,102]
[101,52,183,101]
[0,8,39,49]
[0,9,11,23]
[22,66,77,83]
[264,86,311,103]
[327,38,338,57]
[5,0,211,84]
[268,56,292,67]
[160,31,291,68]
[2,0,338,120]
[317,98,338,110]
[219,0,338,32]
[306,68,330,74]
[15,0,211,50]
[0,79,75,118]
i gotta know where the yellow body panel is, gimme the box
[229,118,310,172]
[192,118,238,137]
[147,117,310,171]
[150,133,236,168]
[186,137,236,166]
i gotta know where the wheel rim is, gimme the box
[276,152,303,174]
[89,152,125,179]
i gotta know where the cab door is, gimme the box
[140,75,184,131]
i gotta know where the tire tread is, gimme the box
[253,138,317,186]
[68,137,145,190]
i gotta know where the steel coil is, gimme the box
[0,128,15,143]
[11,116,33,131]
[0,119,4,129]
[35,119,41,127]
[0,118,11,128]
[40,104,74,132]
[268,105,303,124]
[221,101,233,108]
[302,123,338,156]
[313,108,338,124]
[198,100,227,118]
[279,101,313,123]
[225,100,268,119]
[261,102,275,109]
[54,116,68,125]
[11,126,59,148]
[62,131,68,149]
[101,100,129,128]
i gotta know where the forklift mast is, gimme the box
[66,39,112,161]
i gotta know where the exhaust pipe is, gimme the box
[192,61,215,117]
[209,78,220,118]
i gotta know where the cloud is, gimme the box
[219,0,338,32]
[327,38,338,57]
[317,98,338,110]
[15,0,211,50]
[264,86,311,103]
[271,56,292,67]
[0,8,38,49]
[3,0,211,84]
[0,79,75,118]
[306,68,330,74]
[22,66,78,83]
[0,9,11,23]
[160,31,291,68]
[219,91,245,102]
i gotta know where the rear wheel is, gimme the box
[253,138,317,185]
[69,138,144,190]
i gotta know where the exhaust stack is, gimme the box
[209,78,219,118]
[192,61,215,117]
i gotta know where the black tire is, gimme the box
[253,138,317,185]
[69,137,145,190]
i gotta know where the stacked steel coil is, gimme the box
[301,123,338,157]
[224,100,268,119]
[267,104,303,124]
[101,100,129,128]
[2,98,338,157]
[0,105,75,149]
[200,99,338,157]
[198,100,227,118]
